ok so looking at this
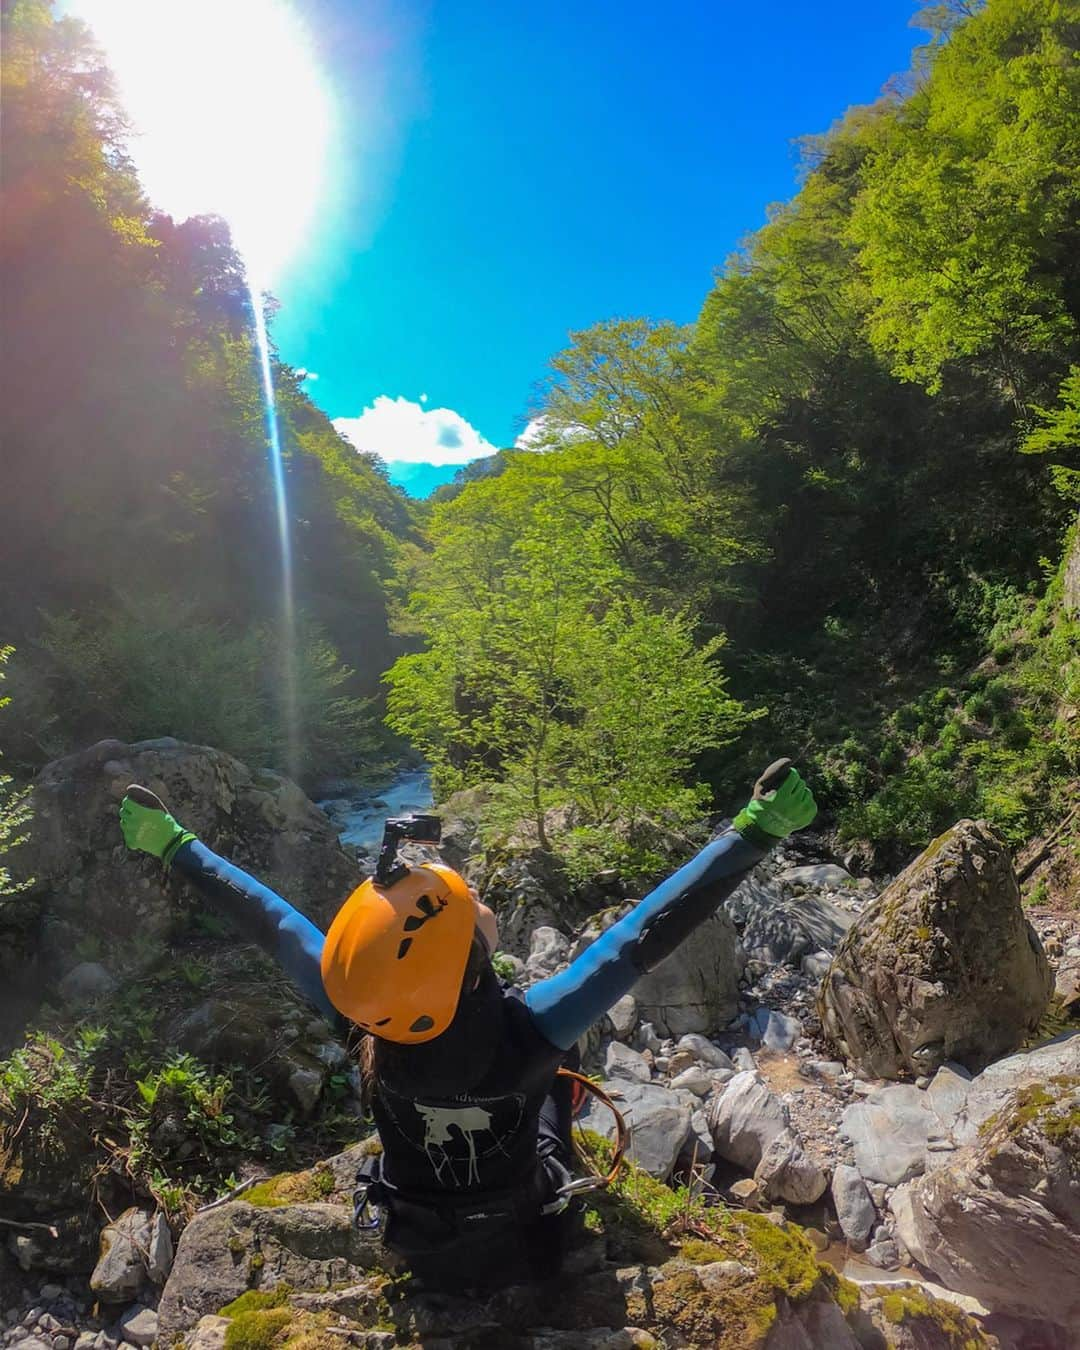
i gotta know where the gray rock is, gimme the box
[580,1082,691,1181]
[630,912,745,1038]
[841,1085,931,1185]
[14,1341,50,1350]
[726,874,854,964]
[819,820,1053,1079]
[707,1071,789,1173]
[831,1164,876,1249]
[674,1033,734,1071]
[183,1316,230,1350]
[525,926,571,981]
[157,1202,382,1339]
[925,1061,972,1136]
[605,995,637,1041]
[9,739,361,982]
[146,1214,173,1285]
[779,864,854,888]
[286,1066,325,1114]
[804,1060,845,1085]
[91,1210,152,1302]
[751,1008,800,1052]
[668,1067,715,1096]
[889,1040,1080,1335]
[73,1336,96,1350]
[864,1239,900,1270]
[754,1127,828,1205]
[116,1307,156,1348]
[800,951,833,980]
[732,1047,756,1073]
[604,1042,651,1084]
[37,1285,63,1303]
[634,1022,662,1055]
[57,962,116,1007]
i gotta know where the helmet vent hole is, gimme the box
[409,1015,435,1034]
[396,938,413,960]
[375,1017,391,1027]
[403,895,440,931]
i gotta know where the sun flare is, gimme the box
[67,0,332,284]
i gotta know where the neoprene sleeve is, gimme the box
[524,828,767,1050]
[171,839,338,1023]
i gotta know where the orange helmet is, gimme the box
[320,862,476,1043]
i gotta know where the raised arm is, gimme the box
[525,763,816,1050]
[119,787,339,1024]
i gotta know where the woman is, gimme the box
[119,761,815,1288]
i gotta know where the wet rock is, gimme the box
[819,820,1053,1079]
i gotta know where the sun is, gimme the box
[66,0,332,285]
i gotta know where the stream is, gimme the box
[317,765,434,854]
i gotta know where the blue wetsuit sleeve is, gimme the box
[171,839,339,1024]
[525,828,767,1050]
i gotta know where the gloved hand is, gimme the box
[119,785,196,867]
[734,759,817,843]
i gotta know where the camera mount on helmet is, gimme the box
[374,813,442,886]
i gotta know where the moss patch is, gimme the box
[222,1307,293,1350]
[879,1287,989,1348]
[220,1286,292,1318]
[244,1164,336,1208]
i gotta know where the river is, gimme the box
[317,765,434,854]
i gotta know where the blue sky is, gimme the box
[272,1,924,468]
[184,4,930,470]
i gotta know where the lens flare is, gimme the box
[66,0,331,284]
[68,0,331,778]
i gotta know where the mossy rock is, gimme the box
[244,1164,337,1208]
[878,1286,990,1348]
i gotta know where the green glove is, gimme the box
[119,786,196,867]
[734,761,817,844]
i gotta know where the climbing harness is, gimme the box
[352,1068,627,1234]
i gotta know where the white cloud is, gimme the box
[334,395,497,467]
[514,414,589,451]
[296,368,319,382]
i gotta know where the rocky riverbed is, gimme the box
[3,742,1079,1348]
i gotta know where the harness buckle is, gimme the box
[353,1182,382,1231]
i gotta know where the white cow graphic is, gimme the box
[415,1102,495,1186]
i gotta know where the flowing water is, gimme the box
[318,765,434,854]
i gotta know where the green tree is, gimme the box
[386,491,753,863]
[0,649,32,900]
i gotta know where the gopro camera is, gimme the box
[375,813,442,885]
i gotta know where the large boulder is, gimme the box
[819,820,1052,1079]
[889,1057,1080,1336]
[7,737,361,997]
[569,901,744,1040]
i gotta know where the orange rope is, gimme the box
[557,1067,628,1188]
